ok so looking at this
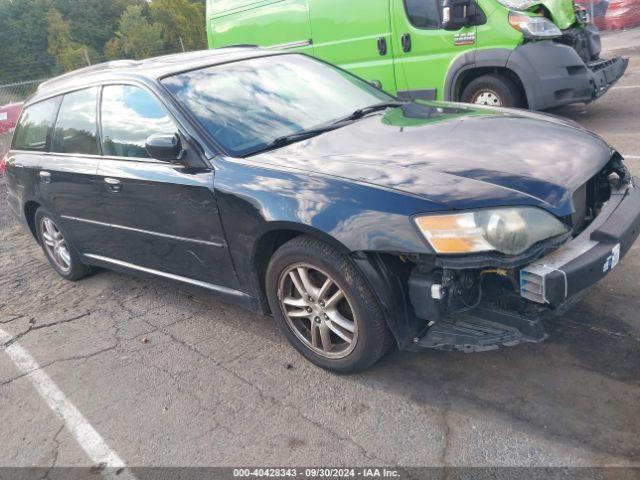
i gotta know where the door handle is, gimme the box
[401,33,412,53]
[377,37,387,56]
[39,170,51,183]
[104,177,122,193]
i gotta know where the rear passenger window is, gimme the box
[12,98,59,152]
[51,88,100,155]
[405,0,441,29]
[101,85,176,159]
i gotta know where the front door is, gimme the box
[391,0,477,100]
[93,84,239,290]
[309,0,397,92]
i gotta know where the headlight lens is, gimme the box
[508,12,562,38]
[414,207,569,255]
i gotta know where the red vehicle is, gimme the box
[0,102,23,135]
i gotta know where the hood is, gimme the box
[524,0,576,29]
[251,101,612,218]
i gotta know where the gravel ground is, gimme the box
[1,38,639,472]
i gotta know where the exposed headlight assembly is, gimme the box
[414,207,569,255]
[497,0,538,9]
[508,12,562,38]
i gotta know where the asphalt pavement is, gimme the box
[1,33,639,473]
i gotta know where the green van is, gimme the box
[206,0,627,109]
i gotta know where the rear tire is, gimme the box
[265,235,392,373]
[35,207,93,281]
[461,74,524,108]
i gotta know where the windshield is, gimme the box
[162,54,392,156]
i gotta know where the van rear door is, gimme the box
[391,0,477,100]
[309,0,396,93]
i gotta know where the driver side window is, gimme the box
[100,85,177,159]
[404,0,441,29]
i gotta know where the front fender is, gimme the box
[212,157,437,328]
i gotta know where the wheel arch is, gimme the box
[23,200,42,242]
[250,222,352,314]
[445,49,528,107]
[250,223,421,349]
[456,67,528,107]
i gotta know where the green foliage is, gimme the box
[105,5,164,60]
[51,0,145,54]
[0,0,56,83]
[47,9,89,73]
[150,0,207,50]
[0,0,207,85]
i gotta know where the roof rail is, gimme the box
[37,60,140,91]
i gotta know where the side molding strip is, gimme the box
[268,39,313,50]
[61,215,225,248]
[83,254,249,298]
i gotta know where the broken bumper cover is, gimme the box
[521,177,640,307]
[507,41,628,110]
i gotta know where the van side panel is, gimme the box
[308,0,396,92]
[207,0,312,52]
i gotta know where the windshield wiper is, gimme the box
[263,100,408,152]
[269,122,348,149]
[339,100,409,122]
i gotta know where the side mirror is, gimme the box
[442,0,472,30]
[145,133,184,162]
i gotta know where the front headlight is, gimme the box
[508,12,562,38]
[414,207,569,255]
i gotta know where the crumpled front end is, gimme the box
[404,153,640,352]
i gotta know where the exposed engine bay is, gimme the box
[401,154,634,352]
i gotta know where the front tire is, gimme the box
[35,207,93,281]
[266,236,392,373]
[460,74,524,108]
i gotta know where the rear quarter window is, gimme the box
[12,98,60,152]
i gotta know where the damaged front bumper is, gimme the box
[507,41,628,110]
[408,177,640,352]
[521,176,640,306]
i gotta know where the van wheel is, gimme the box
[265,236,392,373]
[35,207,93,281]
[461,74,524,108]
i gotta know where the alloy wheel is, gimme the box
[473,90,502,106]
[278,263,358,359]
[40,217,71,273]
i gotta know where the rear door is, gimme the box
[391,0,477,100]
[6,98,60,224]
[94,84,239,290]
[309,0,397,92]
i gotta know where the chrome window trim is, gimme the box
[83,254,248,298]
[61,215,225,248]
[9,149,168,164]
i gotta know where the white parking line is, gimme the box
[611,85,640,90]
[0,328,136,479]
[624,155,640,160]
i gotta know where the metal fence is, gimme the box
[0,79,48,105]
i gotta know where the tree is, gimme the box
[0,0,56,83]
[149,0,207,51]
[105,4,164,60]
[51,0,146,55]
[47,9,89,73]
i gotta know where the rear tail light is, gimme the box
[0,154,7,176]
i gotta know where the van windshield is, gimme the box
[162,54,393,157]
